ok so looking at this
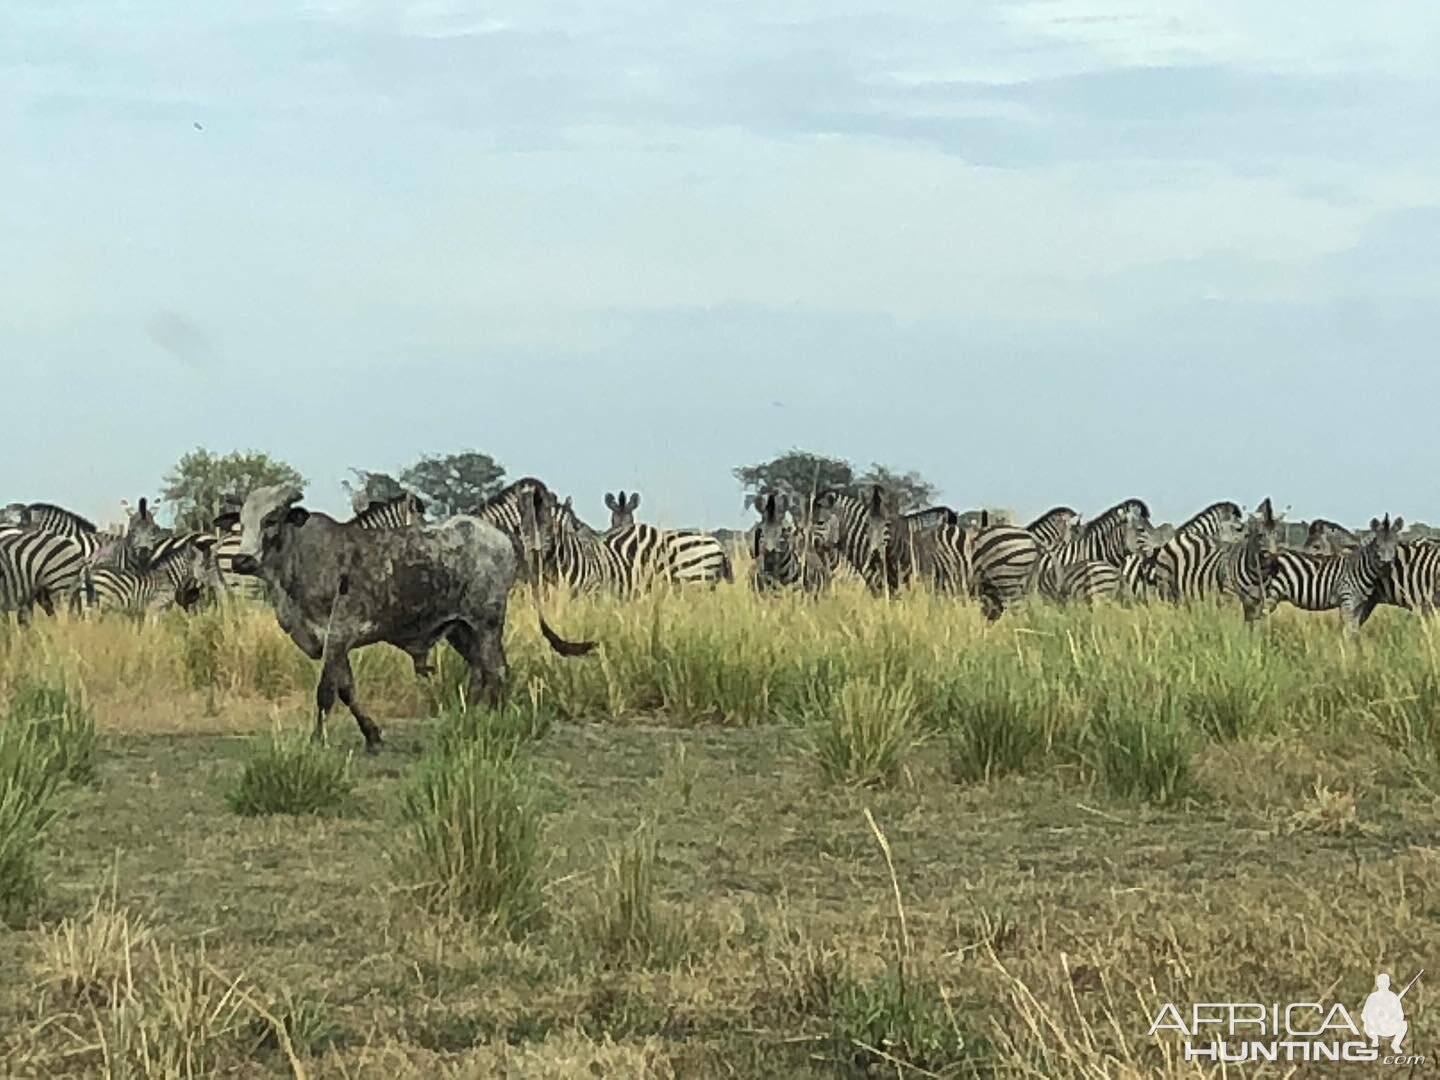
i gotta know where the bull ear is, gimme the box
[285,507,310,527]
[213,511,239,532]
[627,492,640,513]
[605,492,618,512]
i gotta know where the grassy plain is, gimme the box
[1,582,1438,1077]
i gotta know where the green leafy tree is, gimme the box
[398,452,506,518]
[733,449,855,510]
[855,463,940,512]
[341,468,408,514]
[160,449,305,533]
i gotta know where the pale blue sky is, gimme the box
[4,2,1439,530]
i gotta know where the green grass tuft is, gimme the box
[8,676,96,785]
[809,674,920,787]
[399,740,545,935]
[226,726,355,817]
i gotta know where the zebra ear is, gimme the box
[213,511,239,532]
[604,492,618,513]
[1370,517,1381,532]
[1393,516,1404,533]
[627,492,640,513]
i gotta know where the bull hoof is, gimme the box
[365,739,383,756]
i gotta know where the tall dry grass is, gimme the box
[5,575,1440,798]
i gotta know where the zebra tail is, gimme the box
[530,582,598,657]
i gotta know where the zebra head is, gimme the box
[1243,497,1286,565]
[1305,518,1359,555]
[604,490,641,528]
[124,497,170,566]
[750,491,788,560]
[1368,514,1404,566]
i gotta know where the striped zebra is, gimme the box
[11,498,169,571]
[1309,521,1440,617]
[888,511,971,595]
[1025,506,1081,550]
[967,523,1042,620]
[517,487,630,594]
[81,539,224,617]
[1260,514,1403,634]
[1151,501,1246,604]
[810,487,893,595]
[350,492,427,529]
[749,492,830,594]
[1217,498,1285,621]
[0,529,91,623]
[601,488,732,588]
[1029,499,1150,605]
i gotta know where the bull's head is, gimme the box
[215,485,307,575]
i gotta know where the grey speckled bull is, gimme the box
[217,484,595,753]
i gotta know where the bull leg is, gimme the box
[447,619,508,710]
[329,651,383,753]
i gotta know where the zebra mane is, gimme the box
[1083,498,1149,534]
[1025,506,1078,531]
[1306,518,1357,540]
[25,502,99,532]
[484,476,552,507]
[1176,501,1242,534]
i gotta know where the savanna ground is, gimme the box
[1,581,1439,1078]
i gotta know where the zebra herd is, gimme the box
[0,479,735,623]
[747,488,1430,636]
[1,479,1432,639]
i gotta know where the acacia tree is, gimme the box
[160,448,305,532]
[855,463,939,513]
[732,449,855,510]
[398,452,506,518]
[733,450,941,513]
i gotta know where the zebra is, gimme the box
[80,539,224,618]
[1260,514,1403,634]
[1024,506,1081,550]
[886,509,971,595]
[517,487,630,594]
[349,492,427,529]
[1029,499,1150,605]
[810,487,893,595]
[1150,501,1247,604]
[13,497,169,571]
[748,492,830,594]
[1217,498,1285,621]
[600,488,732,588]
[966,522,1042,620]
[0,529,91,623]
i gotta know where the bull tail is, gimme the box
[531,582,596,657]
